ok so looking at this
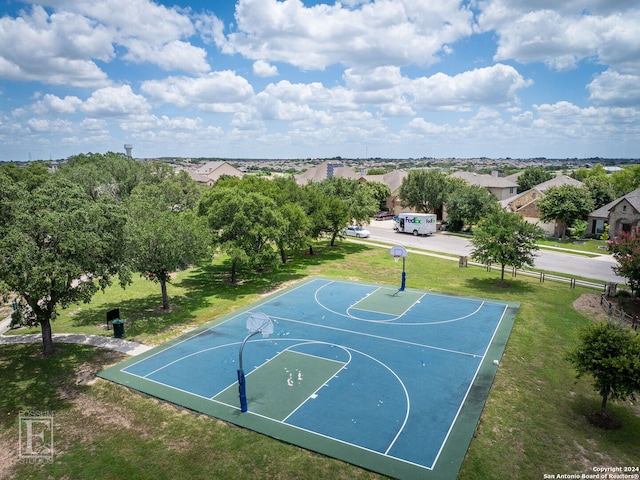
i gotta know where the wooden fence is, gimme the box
[600,294,639,330]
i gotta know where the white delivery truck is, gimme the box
[394,213,437,236]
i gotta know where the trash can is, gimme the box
[112,319,125,338]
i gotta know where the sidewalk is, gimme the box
[0,315,152,356]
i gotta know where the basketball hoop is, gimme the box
[237,312,274,412]
[389,245,408,260]
[389,245,408,293]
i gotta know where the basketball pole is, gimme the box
[237,330,261,412]
[237,314,273,413]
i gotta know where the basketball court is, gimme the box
[99,276,519,479]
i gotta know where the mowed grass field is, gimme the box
[1,241,638,479]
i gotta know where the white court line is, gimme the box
[280,342,352,423]
[270,315,481,358]
[430,303,509,468]
[121,278,324,372]
[316,281,488,326]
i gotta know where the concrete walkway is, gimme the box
[0,316,152,356]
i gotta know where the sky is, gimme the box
[0,0,639,161]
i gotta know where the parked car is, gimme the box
[342,226,371,238]
[374,211,395,220]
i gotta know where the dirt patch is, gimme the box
[573,293,608,321]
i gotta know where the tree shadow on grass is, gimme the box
[463,276,536,299]
[69,242,361,339]
[0,344,120,429]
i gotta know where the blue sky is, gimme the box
[1,0,639,161]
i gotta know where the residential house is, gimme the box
[362,169,408,214]
[501,175,584,236]
[587,188,640,237]
[293,160,361,184]
[184,161,244,185]
[449,171,518,200]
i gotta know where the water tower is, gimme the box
[124,144,133,157]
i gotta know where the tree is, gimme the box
[213,176,311,263]
[516,167,553,193]
[199,188,283,283]
[125,177,208,310]
[470,210,544,283]
[445,184,499,232]
[537,185,595,238]
[361,181,392,212]
[608,230,640,295]
[610,164,640,197]
[567,321,640,421]
[0,161,50,190]
[399,169,454,216]
[59,152,162,201]
[315,177,378,245]
[585,176,617,210]
[0,175,130,355]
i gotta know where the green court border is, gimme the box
[99,276,519,480]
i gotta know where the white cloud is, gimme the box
[32,94,83,115]
[588,70,640,106]
[410,64,531,110]
[123,39,209,73]
[253,60,278,77]
[0,5,111,87]
[219,0,474,70]
[477,1,640,73]
[141,72,255,112]
[82,85,151,116]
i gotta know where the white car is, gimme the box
[342,226,371,238]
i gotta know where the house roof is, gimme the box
[589,187,640,218]
[193,161,228,175]
[363,170,408,194]
[293,160,361,184]
[534,175,583,192]
[450,171,519,188]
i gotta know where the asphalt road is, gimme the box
[365,220,623,284]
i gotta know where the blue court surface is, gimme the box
[99,277,519,479]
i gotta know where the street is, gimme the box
[365,220,623,284]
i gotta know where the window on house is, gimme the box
[622,205,627,212]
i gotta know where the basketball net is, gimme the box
[393,255,401,263]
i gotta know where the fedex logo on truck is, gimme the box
[404,216,436,224]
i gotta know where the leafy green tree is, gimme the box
[567,321,640,418]
[126,177,208,310]
[470,210,544,283]
[300,183,339,255]
[445,184,499,232]
[584,176,617,210]
[199,188,283,283]
[316,177,378,245]
[399,169,455,217]
[571,163,608,182]
[608,230,640,295]
[537,185,595,238]
[214,176,311,263]
[611,165,640,197]
[516,167,553,193]
[0,161,50,190]
[59,152,160,201]
[0,175,130,355]
[361,181,392,212]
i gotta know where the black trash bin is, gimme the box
[112,319,125,338]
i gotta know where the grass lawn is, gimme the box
[1,242,638,479]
